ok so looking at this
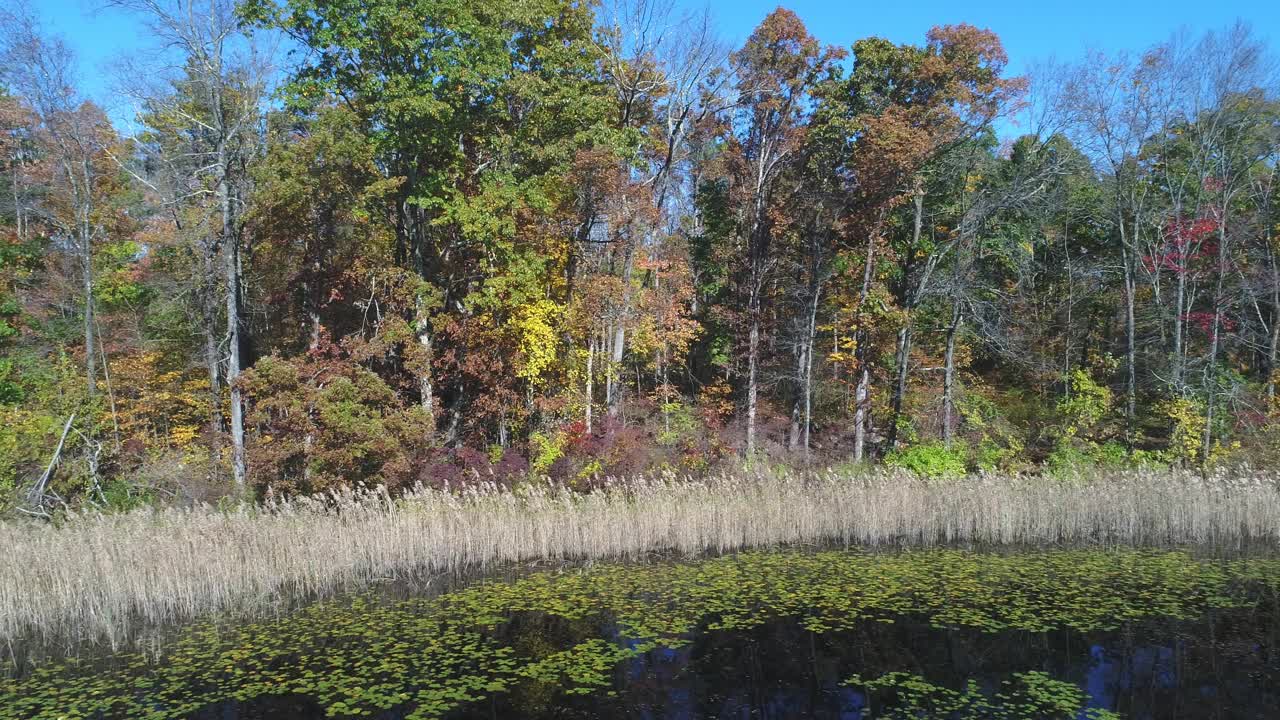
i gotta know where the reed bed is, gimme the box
[2,467,1279,647]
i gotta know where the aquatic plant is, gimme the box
[1,467,1278,646]
[844,671,1121,720]
[3,548,1279,719]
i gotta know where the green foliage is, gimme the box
[1057,369,1114,440]
[1044,438,1161,477]
[1044,443,1094,475]
[957,390,1030,472]
[528,431,566,477]
[93,241,149,310]
[0,352,91,500]
[655,401,700,447]
[885,441,968,479]
[969,438,1008,472]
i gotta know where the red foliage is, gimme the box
[1180,311,1236,340]
[1142,216,1219,276]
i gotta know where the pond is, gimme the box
[3,548,1279,719]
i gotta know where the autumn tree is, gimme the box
[110,0,271,490]
[722,9,840,456]
[0,6,124,495]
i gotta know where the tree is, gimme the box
[0,5,117,492]
[109,0,271,490]
[725,8,840,457]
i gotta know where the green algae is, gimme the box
[3,548,1278,719]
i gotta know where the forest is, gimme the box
[1,0,1278,511]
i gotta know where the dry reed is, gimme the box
[2,467,1278,647]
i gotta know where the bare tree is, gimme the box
[105,0,272,491]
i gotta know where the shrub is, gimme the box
[1159,397,1207,466]
[885,442,968,480]
[971,438,1010,473]
[417,446,529,489]
[1045,443,1093,476]
[528,430,567,477]
[1056,370,1114,440]
[1045,439,1147,477]
[956,388,1034,473]
[1094,441,1130,467]
[241,352,430,494]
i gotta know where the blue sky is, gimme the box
[25,0,1280,125]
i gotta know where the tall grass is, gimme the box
[2,467,1278,647]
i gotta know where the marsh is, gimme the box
[5,546,1280,719]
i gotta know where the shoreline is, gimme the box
[3,468,1279,648]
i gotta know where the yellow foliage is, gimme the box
[1160,397,1205,465]
[511,299,562,386]
[112,351,211,451]
[168,425,199,447]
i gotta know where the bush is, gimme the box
[885,442,968,480]
[1056,369,1114,441]
[1045,440,1150,477]
[1094,441,1130,467]
[241,352,430,494]
[1044,443,1093,476]
[956,389,1034,473]
[972,437,1020,473]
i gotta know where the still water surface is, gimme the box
[4,548,1279,719]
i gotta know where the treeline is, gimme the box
[0,0,1277,507]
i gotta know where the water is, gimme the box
[4,548,1279,719]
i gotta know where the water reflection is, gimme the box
[447,609,1278,719]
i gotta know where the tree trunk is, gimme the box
[1121,245,1138,434]
[608,313,628,417]
[415,301,435,431]
[1173,266,1187,391]
[29,414,75,508]
[585,333,595,434]
[80,160,96,402]
[1269,306,1280,405]
[886,187,923,451]
[802,303,816,456]
[853,364,870,462]
[96,321,121,451]
[942,302,963,445]
[887,325,912,450]
[201,248,223,477]
[603,323,613,409]
[788,397,801,451]
[788,312,807,453]
[796,226,823,457]
[659,346,671,436]
[1202,219,1230,469]
[743,152,775,459]
[745,307,760,456]
[852,225,879,462]
[607,227,635,419]
[10,148,24,241]
[1062,221,1074,386]
[1267,235,1279,404]
[220,154,246,491]
[307,279,322,351]
[82,243,96,401]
